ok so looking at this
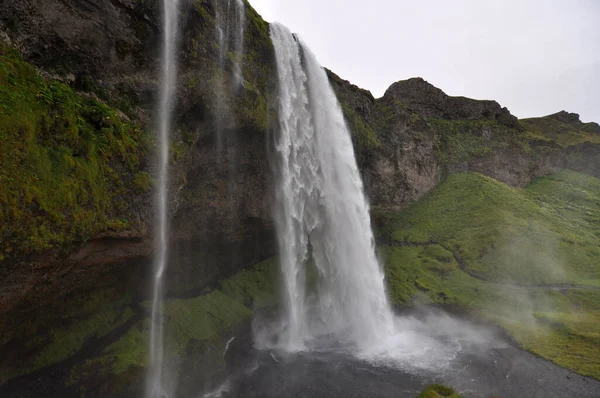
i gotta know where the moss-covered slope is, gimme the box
[521,111,600,148]
[0,257,279,395]
[376,171,600,379]
[0,41,150,260]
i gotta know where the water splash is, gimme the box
[270,23,395,351]
[147,0,180,397]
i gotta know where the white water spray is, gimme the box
[270,23,395,351]
[147,1,179,397]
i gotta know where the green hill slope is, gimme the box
[377,171,600,379]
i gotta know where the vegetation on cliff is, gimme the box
[521,112,600,148]
[0,41,150,260]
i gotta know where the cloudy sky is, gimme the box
[249,0,600,123]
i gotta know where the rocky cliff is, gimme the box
[329,73,600,210]
[0,0,599,395]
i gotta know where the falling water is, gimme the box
[232,0,246,89]
[215,0,246,153]
[147,1,179,397]
[270,23,395,351]
[216,0,246,73]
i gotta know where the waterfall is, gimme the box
[216,0,246,88]
[215,0,246,153]
[232,0,246,89]
[270,23,395,351]
[147,0,179,397]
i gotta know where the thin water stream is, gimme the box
[147,1,180,397]
[215,0,246,153]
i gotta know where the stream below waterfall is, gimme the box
[206,309,600,398]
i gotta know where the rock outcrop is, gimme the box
[331,76,600,210]
[383,77,518,128]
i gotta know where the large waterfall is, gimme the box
[270,23,395,351]
[147,0,179,397]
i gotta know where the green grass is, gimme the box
[341,103,381,150]
[0,40,149,259]
[380,171,599,285]
[378,171,600,379]
[428,118,518,163]
[520,116,600,148]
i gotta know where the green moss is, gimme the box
[1,286,135,385]
[383,246,458,306]
[235,1,272,132]
[0,41,148,259]
[237,81,268,131]
[243,0,271,48]
[67,326,147,393]
[64,257,279,385]
[520,116,600,148]
[83,292,252,387]
[382,172,599,284]
[427,118,520,163]
[506,309,600,379]
[170,141,186,163]
[219,257,279,310]
[104,326,148,374]
[417,384,462,398]
[132,171,153,193]
[31,306,134,370]
[379,171,600,379]
[340,104,380,149]
[163,291,252,353]
[373,101,398,135]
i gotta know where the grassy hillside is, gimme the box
[376,171,600,379]
[520,114,600,148]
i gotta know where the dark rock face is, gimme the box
[0,1,276,391]
[5,0,156,68]
[550,110,582,124]
[368,98,441,209]
[383,78,519,128]
[0,0,159,103]
[330,77,599,211]
[0,0,276,290]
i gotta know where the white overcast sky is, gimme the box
[249,0,600,123]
